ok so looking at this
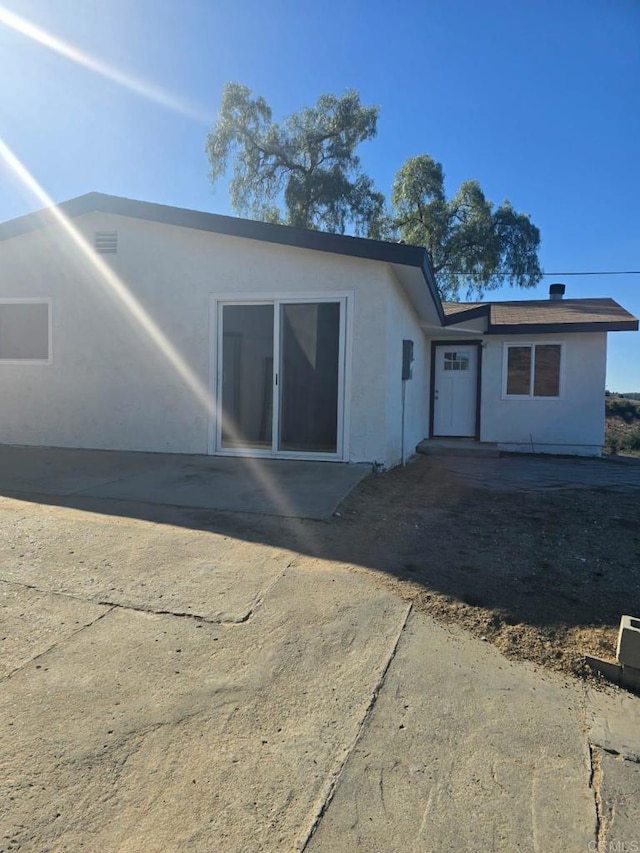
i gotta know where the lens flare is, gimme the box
[0,137,317,542]
[0,4,209,123]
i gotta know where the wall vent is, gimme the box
[94,231,118,254]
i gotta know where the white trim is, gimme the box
[209,291,353,461]
[210,290,353,303]
[501,341,565,400]
[0,297,53,365]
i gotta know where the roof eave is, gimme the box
[486,320,639,335]
[419,254,445,324]
[443,305,489,326]
[0,191,446,324]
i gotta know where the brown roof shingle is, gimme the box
[443,298,638,333]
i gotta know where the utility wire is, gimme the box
[540,271,640,276]
[448,270,640,277]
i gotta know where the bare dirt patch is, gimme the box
[318,455,640,680]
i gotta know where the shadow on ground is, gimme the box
[3,452,640,677]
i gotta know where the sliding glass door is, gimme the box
[217,298,345,458]
[279,302,340,453]
[220,304,274,449]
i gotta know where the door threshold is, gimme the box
[417,438,499,457]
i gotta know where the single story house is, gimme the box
[0,192,637,467]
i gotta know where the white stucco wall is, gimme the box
[479,332,607,454]
[384,272,429,467]
[0,211,404,464]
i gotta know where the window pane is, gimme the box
[0,303,49,360]
[506,346,531,395]
[221,304,274,449]
[279,302,340,453]
[534,345,561,396]
[444,351,470,371]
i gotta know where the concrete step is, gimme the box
[416,439,500,457]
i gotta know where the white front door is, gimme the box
[433,345,478,437]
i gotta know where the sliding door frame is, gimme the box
[208,292,353,461]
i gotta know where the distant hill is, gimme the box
[607,391,640,400]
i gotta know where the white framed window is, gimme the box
[0,298,52,364]
[502,342,562,399]
[443,350,471,371]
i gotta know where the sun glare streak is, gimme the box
[0,138,318,544]
[0,4,209,124]
[0,138,215,416]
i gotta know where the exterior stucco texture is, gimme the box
[479,333,607,454]
[0,212,429,467]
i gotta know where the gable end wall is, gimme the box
[0,212,397,463]
[480,332,607,453]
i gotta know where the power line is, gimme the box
[448,270,640,277]
[541,271,640,276]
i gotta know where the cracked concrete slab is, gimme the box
[306,611,595,852]
[0,568,408,852]
[0,498,291,622]
[2,484,637,851]
[597,753,640,848]
[584,685,640,849]
[585,684,640,763]
[0,583,109,678]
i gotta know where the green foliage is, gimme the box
[390,155,542,300]
[206,83,385,235]
[605,397,640,423]
[605,396,640,455]
[605,424,640,455]
[206,85,543,300]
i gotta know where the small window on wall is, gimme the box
[443,351,470,371]
[504,343,561,398]
[0,300,51,362]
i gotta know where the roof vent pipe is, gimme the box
[549,283,566,301]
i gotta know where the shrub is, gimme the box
[605,397,640,423]
[628,426,640,451]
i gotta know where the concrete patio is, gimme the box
[2,489,638,851]
[1,446,639,850]
[0,445,370,520]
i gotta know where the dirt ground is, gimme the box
[304,454,640,682]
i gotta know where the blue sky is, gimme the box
[1,0,639,389]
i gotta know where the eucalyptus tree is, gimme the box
[391,154,542,300]
[206,83,385,236]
